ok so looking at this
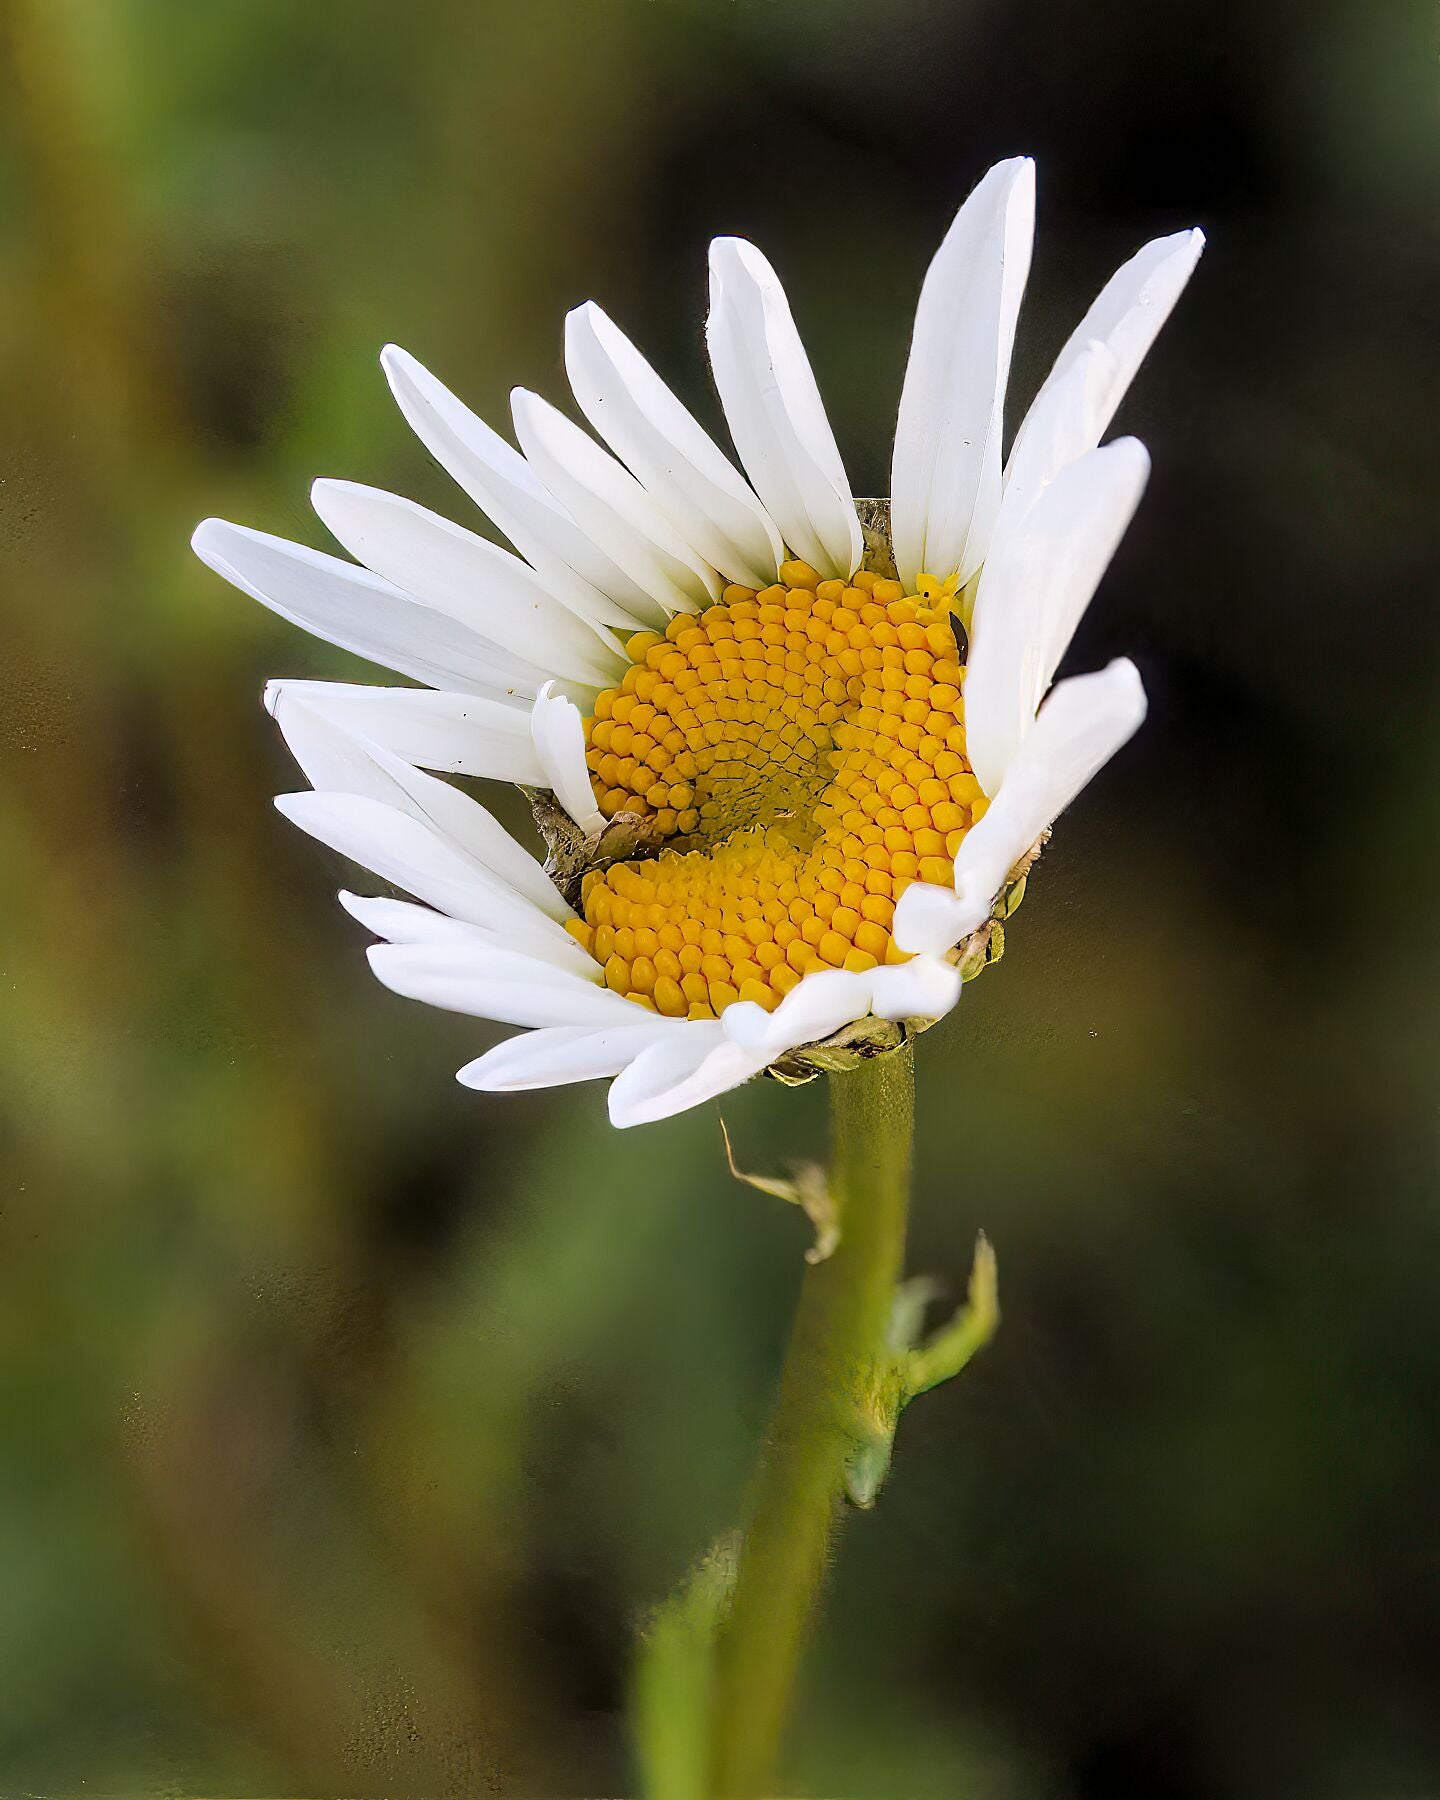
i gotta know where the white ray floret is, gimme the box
[192,519,553,701]
[607,1027,764,1130]
[530,682,607,835]
[511,388,719,617]
[706,237,863,580]
[338,891,526,950]
[368,939,643,1029]
[893,659,1148,954]
[962,437,1151,795]
[891,156,1035,592]
[1007,227,1205,480]
[310,478,625,687]
[277,789,589,969]
[458,1020,696,1094]
[270,691,572,923]
[263,680,545,784]
[564,301,785,589]
[381,343,663,631]
[992,340,1120,548]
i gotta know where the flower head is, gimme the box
[193,158,1201,1126]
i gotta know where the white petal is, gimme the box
[887,883,973,961]
[721,968,875,1058]
[192,518,546,701]
[892,659,1147,953]
[380,343,663,630]
[994,339,1119,541]
[706,238,862,579]
[311,480,624,686]
[368,940,639,1030]
[263,679,545,784]
[531,683,605,834]
[336,888,594,972]
[512,389,719,616]
[870,956,963,1023]
[269,691,570,921]
[607,1026,765,1129]
[890,158,1036,591]
[276,791,584,966]
[564,302,784,588]
[1008,227,1204,479]
[965,439,1150,794]
[338,890,490,947]
[457,1020,686,1092]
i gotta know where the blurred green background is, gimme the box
[2,0,1436,1794]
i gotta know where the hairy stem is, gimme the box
[709,1044,915,1798]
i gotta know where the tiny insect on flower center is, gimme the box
[568,558,990,1020]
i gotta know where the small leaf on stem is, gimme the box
[904,1232,1000,1399]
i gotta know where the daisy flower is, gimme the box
[193,158,1201,1128]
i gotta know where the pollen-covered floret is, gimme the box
[568,559,988,1018]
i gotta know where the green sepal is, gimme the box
[956,924,996,982]
[994,873,1027,919]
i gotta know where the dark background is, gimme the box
[1,0,1436,1793]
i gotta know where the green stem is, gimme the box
[708,1044,915,1799]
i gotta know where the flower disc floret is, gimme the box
[570,559,988,1018]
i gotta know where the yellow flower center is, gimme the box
[566,559,990,1020]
